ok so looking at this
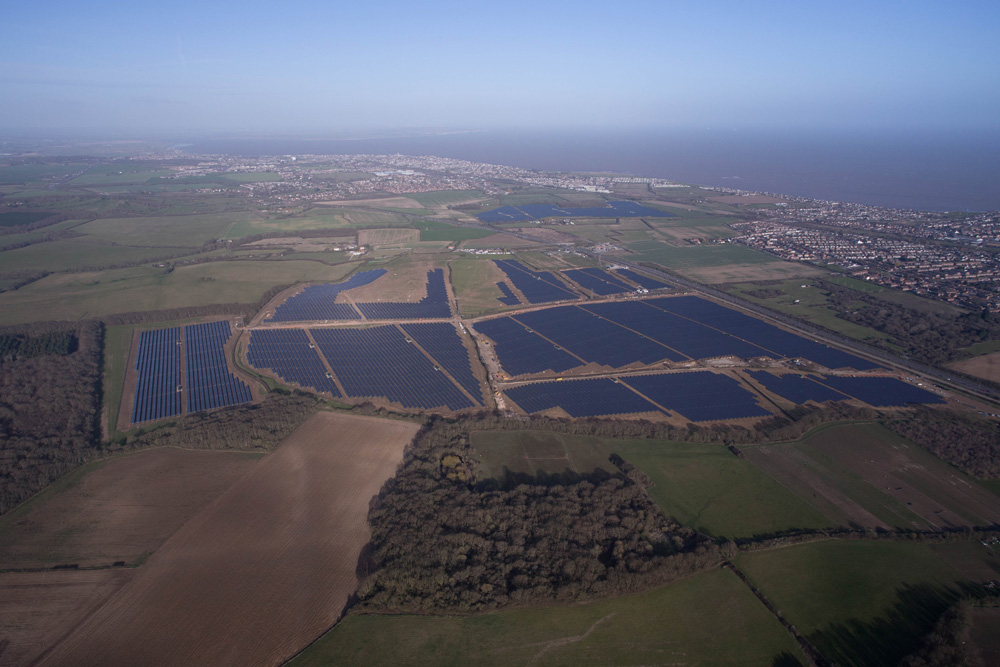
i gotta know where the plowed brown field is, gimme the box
[0,448,261,569]
[38,412,419,667]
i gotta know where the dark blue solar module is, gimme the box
[563,268,632,295]
[580,301,764,361]
[268,269,386,322]
[614,268,671,290]
[246,329,340,396]
[131,327,183,423]
[477,206,533,223]
[355,269,452,320]
[311,326,474,411]
[474,316,582,376]
[183,321,252,413]
[496,281,521,305]
[621,372,772,422]
[812,376,945,407]
[478,200,675,222]
[747,371,850,404]
[400,322,484,405]
[512,306,677,368]
[505,378,660,418]
[645,296,879,370]
[493,260,578,304]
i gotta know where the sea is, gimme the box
[186,128,1000,212]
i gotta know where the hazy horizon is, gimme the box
[3,1,999,134]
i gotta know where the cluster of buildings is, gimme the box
[730,220,1000,311]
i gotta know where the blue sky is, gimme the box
[3,0,998,133]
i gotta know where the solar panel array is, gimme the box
[812,375,945,407]
[478,200,676,223]
[247,329,341,396]
[183,321,252,413]
[614,268,671,290]
[513,307,677,367]
[311,326,474,410]
[355,269,452,320]
[504,378,659,418]
[647,296,879,370]
[747,371,850,404]
[563,268,632,295]
[621,372,772,421]
[132,327,182,423]
[493,260,578,304]
[580,301,753,361]
[475,316,581,376]
[268,269,386,322]
[401,322,484,405]
[496,281,521,305]
[503,371,770,421]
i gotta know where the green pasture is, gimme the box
[449,257,513,318]
[410,190,486,207]
[736,539,973,666]
[76,212,250,247]
[0,239,189,273]
[961,340,1000,357]
[469,430,833,539]
[103,324,134,438]
[826,275,966,315]
[724,280,895,344]
[0,218,84,246]
[291,568,805,667]
[416,220,492,243]
[0,211,57,227]
[621,241,774,269]
[69,168,176,186]
[222,212,352,238]
[0,260,355,324]
[0,163,82,185]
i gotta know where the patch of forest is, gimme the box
[0,322,102,514]
[356,417,732,614]
[886,407,1000,479]
[816,279,1000,364]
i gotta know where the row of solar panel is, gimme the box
[504,372,769,422]
[475,297,877,376]
[247,323,485,411]
[504,370,942,422]
[246,329,341,396]
[183,321,252,413]
[493,260,577,304]
[132,327,182,423]
[562,268,633,295]
[267,269,386,322]
[312,325,475,410]
[477,200,676,223]
[354,269,452,319]
[749,371,944,407]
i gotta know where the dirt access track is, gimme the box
[39,412,419,667]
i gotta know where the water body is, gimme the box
[188,128,1000,212]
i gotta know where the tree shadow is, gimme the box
[477,465,625,491]
[807,581,984,667]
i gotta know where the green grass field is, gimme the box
[622,241,777,269]
[0,163,82,185]
[102,324,134,438]
[410,190,486,207]
[415,220,493,243]
[0,211,57,227]
[450,257,513,318]
[0,218,86,246]
[76,212,251,247]
[0,260,355,324]
[725,280,895,344]
[469,430,833,539]
[221,212,355,239]
[0,239,190,272]
[736,539,972,666]
[290,567,805,666]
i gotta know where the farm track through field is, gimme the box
[38,412,419,667]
